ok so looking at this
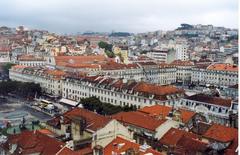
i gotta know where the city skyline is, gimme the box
[0,0,238,34]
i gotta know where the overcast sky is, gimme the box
[0,0,238,34]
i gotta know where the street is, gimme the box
[0,96,52,126]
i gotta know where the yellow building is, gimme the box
[113,46,129,64]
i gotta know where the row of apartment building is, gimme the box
[62,76,184,109]
[9,65,184,108]
[9,64,237,125]
[12,54,238,87]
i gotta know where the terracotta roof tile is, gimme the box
[45,69,66,77]
[54,55,107,67]
[176,136,208,153]
[203,124,238,150]
[159,128,198,146]
[179,109,196,123]
[48,108,111,132]
[185,94,232,107]
[139,105,196,123]
[104,136,162,155]
[5,130,64,155]
[170,60,194,66]
[207,63,238,72]
[134,82,184,98]
[101,61,139,70]
[138,105,172,118]
[112,111,166,131]
[11,65,28,69]
[18,55,44,61]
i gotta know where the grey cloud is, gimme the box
[0,0,238,33]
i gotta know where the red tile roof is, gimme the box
[179,109,196,123]
[54,55,107,67]
[48,108,111,132]
[101,61,139,70]
[176,136,208,154]
[138,105,196,124]
[45,69,66,77]
[207,63,238,72]
[138,105,172,118]
[5,130,64,155]
[185,94,232,107]
[134,82,184,97]
[112,111,166,131]
[11,65,28,69]
[104,136,162,155]
[159,128,198,146]
[203,124,238,151]
[18,55,44,61]
[170,60,194,66]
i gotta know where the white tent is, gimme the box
[59,98,79,107]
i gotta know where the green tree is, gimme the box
[80,96,136,115]
[105,50,115,58]
[2,63,16,75]
[98,41,115,58]
[0,80,41,98]
[98,41,113,52]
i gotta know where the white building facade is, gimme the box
[62,76,184,109]
[175,44,188,61]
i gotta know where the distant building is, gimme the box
[113,45,129,64]
[170,60,194,85]
[191,63,238,86]
[10,65,65,97]
[17,55,45,67]
[146,49,168,63]
[175,44,188,61]
[62,77,184,108]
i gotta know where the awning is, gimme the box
[59,98,79,107]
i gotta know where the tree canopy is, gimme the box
[80,96,137,115]
[98,41,115,58]
[98,41,113,52]
[2,63,16,75]
[0,80,41,98]
[105,50,115,58]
